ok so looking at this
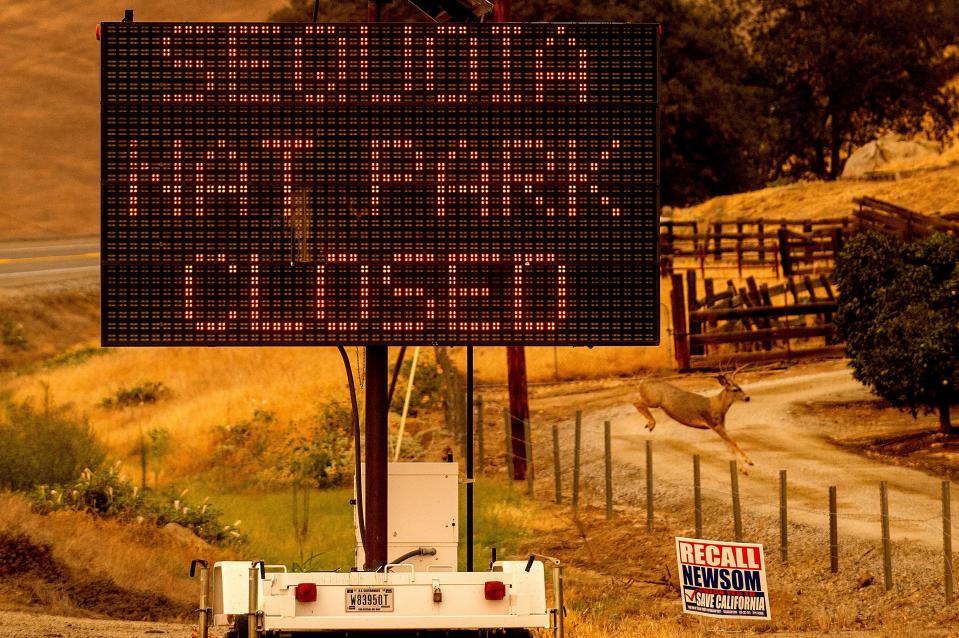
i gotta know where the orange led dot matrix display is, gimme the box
[101,22,659,345]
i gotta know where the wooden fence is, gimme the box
[669,270,843,370]
[852,196,959,240]
[660,218,850,278]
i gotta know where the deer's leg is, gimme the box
[711,425,753,466]
[633,403,657,431]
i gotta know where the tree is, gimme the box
[835,232,959,433]
[753,0,959,180]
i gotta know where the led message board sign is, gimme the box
[101,23,659,345]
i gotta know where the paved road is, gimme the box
[0,236,99,287]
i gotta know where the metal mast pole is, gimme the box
[363,0,392,572]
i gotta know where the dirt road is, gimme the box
[0,610,191,638]
[570,362,947,548]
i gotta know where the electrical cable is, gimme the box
[377,547,437,572]
[386,346,407,408]
[337,346,366,553]
[311,0,320,22]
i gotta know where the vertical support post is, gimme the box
[757,220,766,264]
[777,227,792,277]
[693,454,702,538]
[553,563,565,638]
[829,485,838,573]
[604,420,613,520]
[466,346,474,572]
[198,565,210,638]
[507,346,530,480]
[364,346,389,571]
[572,411,582,510]
[779,470,788,564]
[712,222,723,261]
[730,460,742,542]
[247,565,258,638]
[944,481,954,603]
[552,424,562,504]
[670,273,691,370]
[477,395,484,474]
[503,408,514,482]
[881,481,892,591]
[525,419,534,497]
[687,269,703,356]
[645,440,653,531]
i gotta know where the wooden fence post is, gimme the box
[780,470,788,564]
[687,269,703,356]
[504,408,514,483]
[525,419,534,497]
[552,424,562,504]
[730,460,742,541]
[646,440,653,532]
[777,227,792,277]
[670,273,691,370]
[881,481,892,591]
[829,485,838,573]
[944,481,954,603]
[712,222,723,261]
[572,411,582,509]
[477,395,484,474]
[604,420,613,520]
[693,455,702,538]
[757,220,766,264]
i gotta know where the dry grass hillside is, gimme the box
[0,0,285,241]
[673,152,959,226]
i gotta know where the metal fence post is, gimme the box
[730,460,742,541]
[881,481,892,591]
[645,440,653,532]
[552,424,562,504]
[829,486,838,573]
[604,420,613,520]
[572,411,582,509]
[525,419,534,497]
[779,470,788,564]
[944,481,954,603]
[503,408,514,483]
[693,455,702,538]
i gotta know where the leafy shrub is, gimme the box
[0,397,106,490]
[208,403,358,489]
[28,464,244,546]
[389,357,444,417]
[99,381,168,409]
[285,401,354,488]
[836,232,959,431]
[208,409,280,485]
[0,315,27,348]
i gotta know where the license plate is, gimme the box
[345,587,394,612]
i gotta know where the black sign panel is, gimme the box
[101,23,659,345]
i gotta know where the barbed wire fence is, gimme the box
[473,399,957,603]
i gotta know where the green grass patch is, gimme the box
[44,346,110,369]
[180,480,356,570]
[178,475,539,572]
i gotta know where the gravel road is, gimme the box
[0,611,191,638]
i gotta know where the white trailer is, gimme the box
[199,463,561,637]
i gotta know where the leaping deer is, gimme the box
[633,368,753,465]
